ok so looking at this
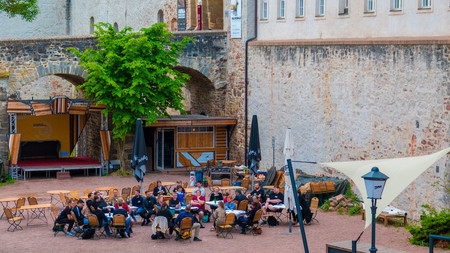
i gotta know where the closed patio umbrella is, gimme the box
[282,128,298,234]
[248,115,261,190]
[131,118,148,191]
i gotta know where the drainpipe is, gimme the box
[66,0,71,35]
[244,0,257,166]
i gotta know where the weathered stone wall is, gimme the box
[248,41,449,219]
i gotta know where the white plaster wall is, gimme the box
[70,0,167,35]
[258,0,450,40]
[0,0,67,38]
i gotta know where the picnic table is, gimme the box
[185,187,195,194]
[19,204,52,226]
[47,190,70,207]
[0,197,19,219]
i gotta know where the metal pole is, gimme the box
[287,159,309,253]
[370,198,378,252]
[272,136,275,167]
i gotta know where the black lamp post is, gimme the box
[361,167,389,253]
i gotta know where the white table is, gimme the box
[272,204,286,209]
[205,200,223,208]
[105,213,131,219]
[226,209,246,218]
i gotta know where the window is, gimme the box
[338,0,349,15]
[89,17,95,34]
[261,0,268,20]
[278,0,285,19]
[296,0,305,17]
[365,0,376,12]
[419,0,431,8]
[391,0,402,11]
[157,10,164,23]
[316,0,325,16]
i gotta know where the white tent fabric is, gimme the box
[283,128,296,213]
[320,147,450,228]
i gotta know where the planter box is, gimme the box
[56,172,71,180]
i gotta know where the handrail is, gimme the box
[429,234,450,253]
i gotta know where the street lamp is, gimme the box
[362,167,389,253]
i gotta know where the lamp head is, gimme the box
[362,167,389,199]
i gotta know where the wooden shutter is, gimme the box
[9,134,21,165]
[215,126,227,160]
[100,130,111,161]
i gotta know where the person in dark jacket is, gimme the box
[174,205,202,241]
[233,189,247,205]
[113,199,132,238]
[153,180,167,196]
[73,199,88,225]
[93,208,111,236]
[55,199,75,236]
[156,202,174,235]
[236,201,261,234]
[142,190,157,226]
[209,187,223,211]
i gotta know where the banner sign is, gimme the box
[230,0,242,38]
[177,0,186,31]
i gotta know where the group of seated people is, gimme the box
[53,179,294,239]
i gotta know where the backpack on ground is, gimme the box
[82,228,95,239]
[267,216,279,226]
[181,230,191,240]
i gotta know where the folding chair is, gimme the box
[122,187,131,201]
[217,213,235,239]
[148,182,156,192]
[87,214,107,239]
[4,208,24,232]
[205,176,214,191]
[184,194,193,204]
[71,211,87,238]
[182,182,188,189]
[131,185,140,194]
[241,178,250,194]
[309,197,319,223]
[238,200,248,211]
[176,217,193,242]
[51,205,66,236]
[111,214,127,238]
[244,209,263,236]
[152,216,170,240]
[221,178,230,187]
[70,190,80,201]
[10,197,25,217]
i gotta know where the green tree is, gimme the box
[69,22,192,169]
[0,0,39,22]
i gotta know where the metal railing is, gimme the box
[429,234,450,253]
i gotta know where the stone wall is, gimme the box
[247,41,449,219]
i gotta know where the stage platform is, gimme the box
[16,157,102,180]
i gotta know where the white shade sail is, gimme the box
[320,147,450,228]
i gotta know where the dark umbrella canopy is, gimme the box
[131,118,148,183]
[248,115,261,175]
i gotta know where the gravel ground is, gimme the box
[0,173,443,253]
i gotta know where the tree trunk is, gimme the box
[117,139,128,171]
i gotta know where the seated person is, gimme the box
[93,192,111,213]
[55,199,75,236]
[156,195,164,209]
[86,193,95,213]
[236,201,261,235]
[190,189,206,228]
[249,196,261,212]
[209,187,223,211]
[169,193,181,209]
[212,201,226,235]
[176,180,186,194]
[223,192,230,203]
[142,190,157,226]
[93,195,111,213]
[114,200,130,213]
[92,208,111,236]
[130,189,146,224]
[224,195,236,210]
[175,185,185,204]
[233,189,247,205]
[113,199,132,238]
[110,189,121,206]
[174,205,202,241]
[246,182,266,203]
[193,181,205,197]
[73,199,89,226]
[263,185,284,213]
[153,180,167,196]
[156,202,174,235]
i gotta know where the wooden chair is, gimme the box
[217,213,236,238]
[122,187,131,197]
[148,182,156,192]
[70,190,80,200]
[83,189,92,197]
[309,197,319,224]
[27,196,38,205]
[58,192,66,207]
[184,194,193,204]
[182,182,188,189]
[242,178,250,193]
[51,204,66,236]
[233,200,238,209]
[176,217,193,242]
[238,200,248,211]
[70,211,86,238]
[87,214,107,239]
[4,208,24,232]
[64,196,70,206]
[11,197,25,217]
[244,209,263,236]
[132,185,140,194]
[205,176,214,191]
[51,204,59,222]
[112,214,127,238]
[121,193,130,203]
[221,178,230,187]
